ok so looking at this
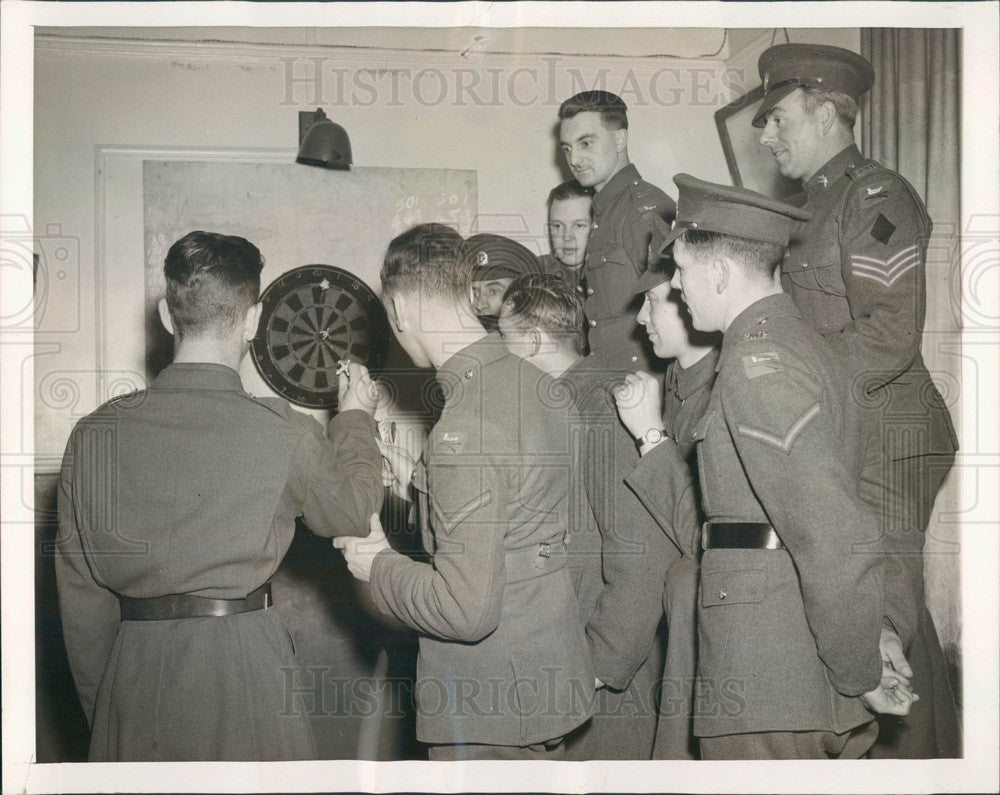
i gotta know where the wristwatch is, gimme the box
[638,427,669,453]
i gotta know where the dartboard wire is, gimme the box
[324,318,349,337]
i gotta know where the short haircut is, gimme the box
[501,273,585,355]
[380,222,468,302]
[799,85,859,129]
[547,179,595,207]
[680,229,786,280]
[558,90,628,131]
[163,230,263,339]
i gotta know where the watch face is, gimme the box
[645,428,665,444]
[251,265,390,409]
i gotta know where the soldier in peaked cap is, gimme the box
[465,233,541,331]
[620,174,917,759]
[755,43,960,758]
[558,90,676,370]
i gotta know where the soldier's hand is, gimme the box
[333,513,391,582]
[612,371,664,442]
[860,665,919,716]
[880,626,913,680]
[338,362,380,415]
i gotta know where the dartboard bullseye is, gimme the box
[251,265,390,409]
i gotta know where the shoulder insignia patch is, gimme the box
[870,213,896,244]
[438,430,467,452]
[861,185,892,208]
[850,243,919,288]
[737,402,821,454]
[742,351,782,379]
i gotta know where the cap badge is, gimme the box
[818,175,828,188]
[476,251,488,266]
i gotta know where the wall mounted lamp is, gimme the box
[296,108,352,170]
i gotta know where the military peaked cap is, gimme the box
[465,233,540,281]
[655,172,811,258]
[752,43,875,128]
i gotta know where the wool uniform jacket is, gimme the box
[369,336,593,748]
[55,363,383,761]
[625,349,717,759]
[559,354,677,759]
[690,293,884,738]
[583,164,676,369]
[786,145,960,756]
[539,252,586,295]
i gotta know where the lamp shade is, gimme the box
[296,114,352,170]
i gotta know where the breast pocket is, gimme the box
[700,567,766,608]
[782,249,846,297]
[587,246,639,318]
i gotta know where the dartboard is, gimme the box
[251,265,390,409]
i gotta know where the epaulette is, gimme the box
[628,179,671,216]
[846,159,883,181]
[741,314,771,342]
[104,387,149,411]
[844,161,906,210]
[244,392,292,421]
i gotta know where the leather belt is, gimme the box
[702,522,785,551]
[119,582,272,621]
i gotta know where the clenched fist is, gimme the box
[612,371,664,442]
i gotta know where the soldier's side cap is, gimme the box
[752,43,875,128]
[464,233,540,281]
[657,173,811,254]
[635,215,675,293]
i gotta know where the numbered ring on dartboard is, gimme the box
[251,265,390,410]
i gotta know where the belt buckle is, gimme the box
[533,542,551,570]
[701,522,711,551]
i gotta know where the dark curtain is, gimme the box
[860,27,962,685]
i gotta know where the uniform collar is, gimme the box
[720,293,800,368]
[669,347,720,400]
[437,333,510,400]
[592,163,642,217]
[151,362,245,392]
[804,144,864,198]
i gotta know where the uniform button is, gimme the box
[630,355,638,363]
[632,180,639,185]
[587,287,594,296]
[463,369,474,379]
[802,262,809,268]
[719,590,728,600]
[592,223,599,230]
[589,320,597,327]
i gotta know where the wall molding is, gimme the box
[36,33,726,73]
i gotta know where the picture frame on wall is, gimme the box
[714,83,800,200]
